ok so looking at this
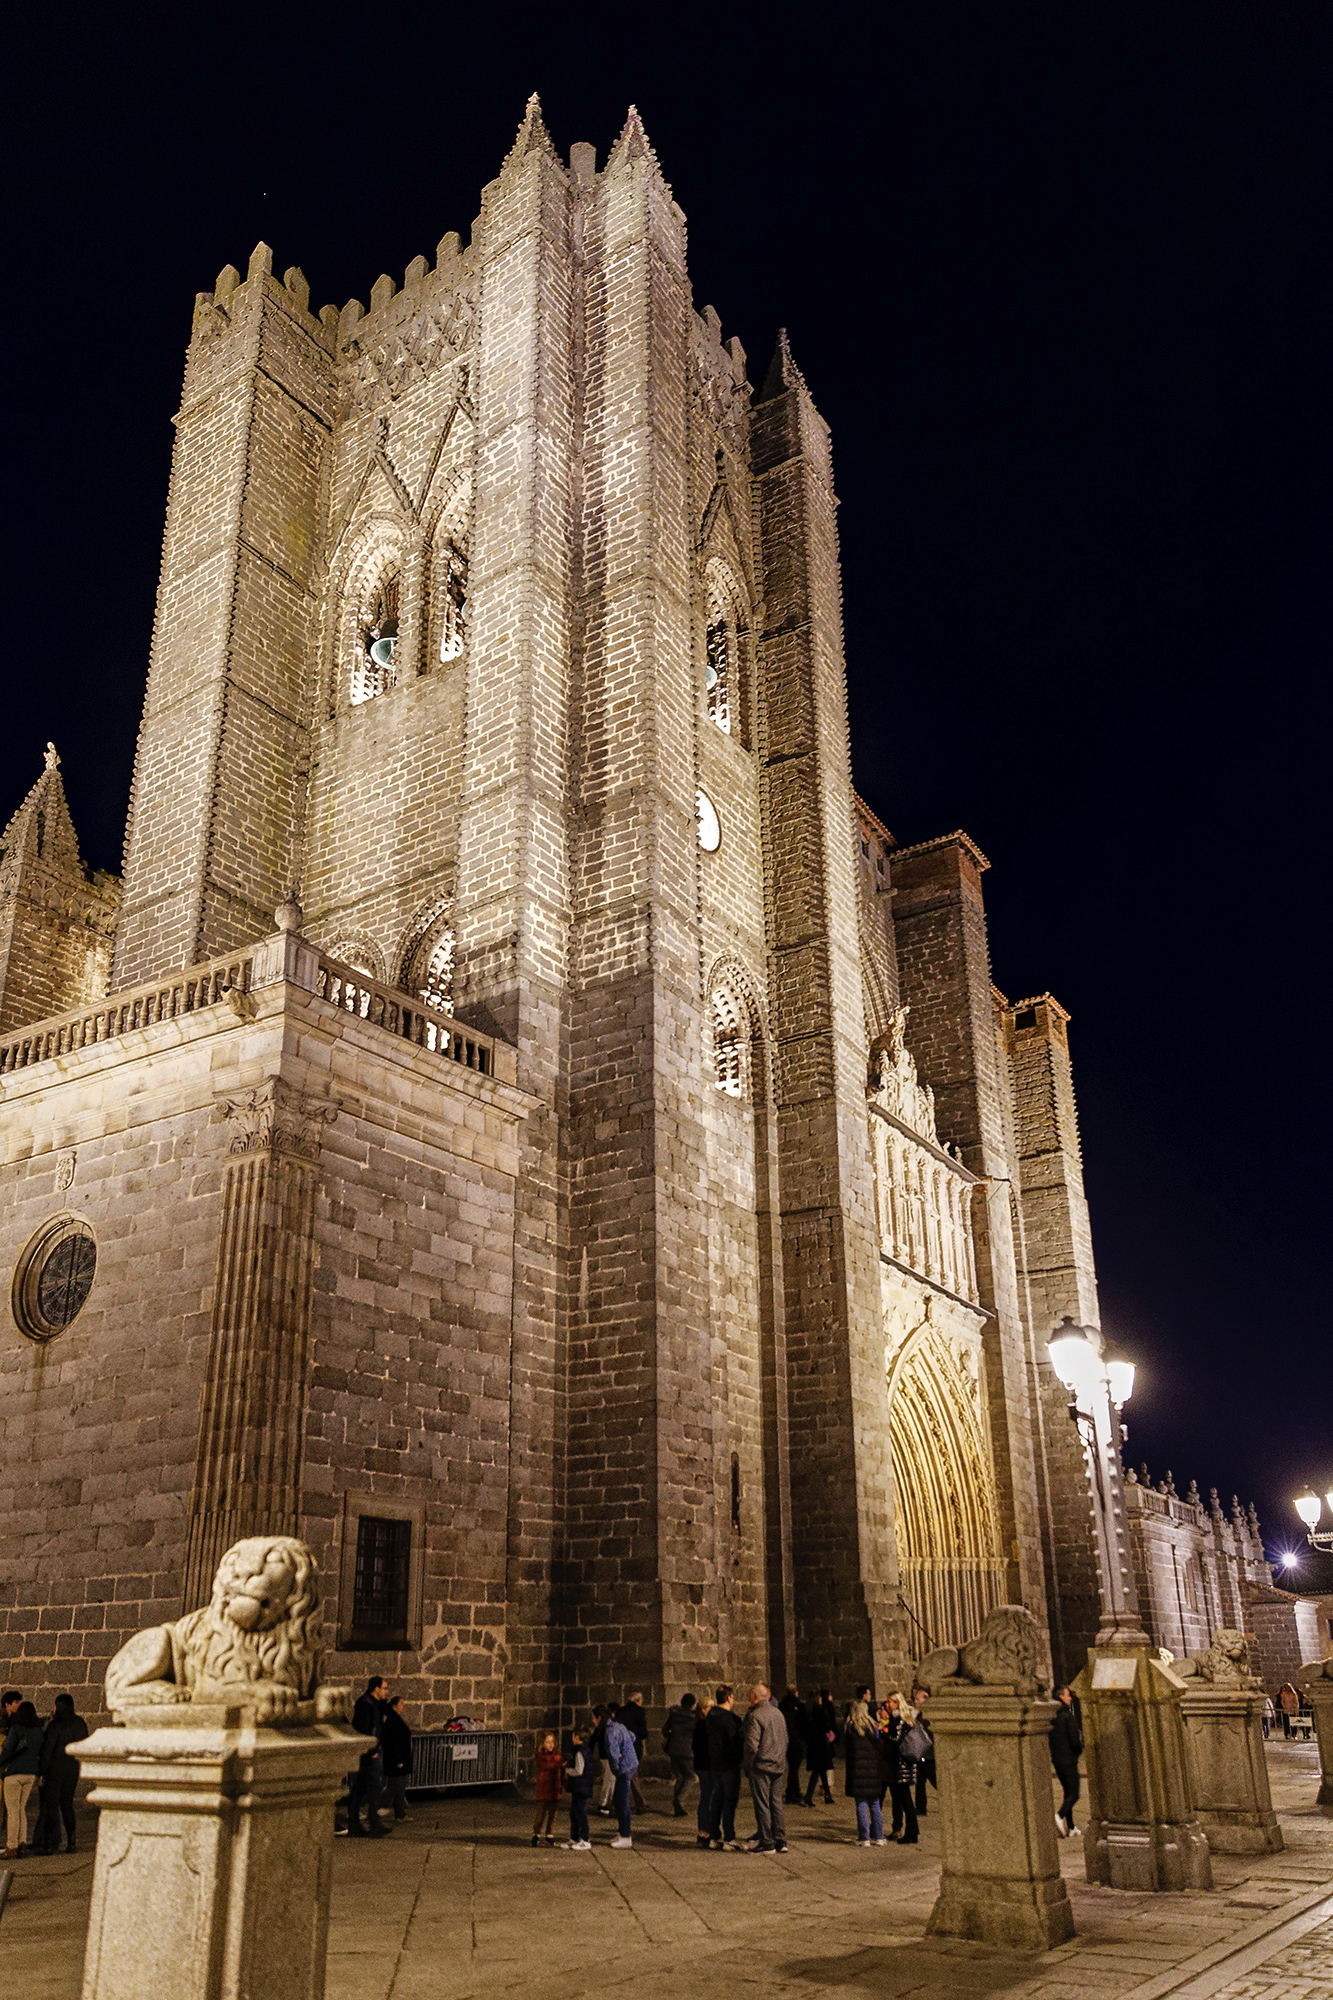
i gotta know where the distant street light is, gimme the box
[1047,1317,1147,1643]
[1292,1489,1333,1553]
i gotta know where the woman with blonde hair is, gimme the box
[843,1698,889,1846]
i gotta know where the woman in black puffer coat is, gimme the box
[844,1699,889,1845]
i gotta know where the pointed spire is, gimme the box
[503,93,557,171]
[1,742,82,870]
[606,103,666,179]
[759,328,809,403]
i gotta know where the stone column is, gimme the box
[1295,1660,1333,1808]
[1180,1684,1283,1853]
[73,1706,368,2000]
[925,1685,1075,1950]
[1073,1643,1213,1890]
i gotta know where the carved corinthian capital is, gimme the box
[216,1079,338,1159]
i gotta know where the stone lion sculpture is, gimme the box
[106,1535,350,1724]
[914,1603,1050,1698]
[1173,1628,1256,1685]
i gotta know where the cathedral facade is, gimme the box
[2,102,1117,1727]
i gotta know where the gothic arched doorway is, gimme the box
[888,1318,1006,1656]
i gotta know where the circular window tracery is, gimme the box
[13,1214,97,1343]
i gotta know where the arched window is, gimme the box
[709,981,750,1098]
[398,900,455,1015]
[435,537,468,664]
[703,561,749,741]
[350,571,399,706]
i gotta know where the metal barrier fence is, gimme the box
[409,1730,520,1791]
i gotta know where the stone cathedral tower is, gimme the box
[1,102,1117,1725]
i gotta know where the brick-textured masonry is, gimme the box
[1,99,1147,1724]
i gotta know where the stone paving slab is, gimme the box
[2,1739,1327,2000]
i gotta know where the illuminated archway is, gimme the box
[888,1317,1005,1653]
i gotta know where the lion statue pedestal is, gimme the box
[72,1537,371,2000]
[1176,1631,1283,1854]
[915,1606,1075,1951]
[1071,1641,1213,1892]
[1295,1657,1333,1810]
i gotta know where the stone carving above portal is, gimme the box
[216,1079,338,1160]
[869,1007,939,1144]
[105,1534,351,1725]
[341,283,478,416]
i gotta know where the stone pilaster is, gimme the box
[753,335,900,1691]
[182,1077,335,1610]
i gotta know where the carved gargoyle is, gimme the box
[105,1535,352,1725]
[914,1604,1051,1698]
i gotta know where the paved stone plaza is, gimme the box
[4,1740,1328,2000]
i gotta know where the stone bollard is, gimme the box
[1072,1643,1212,1891]
[72,1534,367,2000]
[1295,1658,1333,1808]
[1174,1632,1281,1854]
[916,1605,1075,1950]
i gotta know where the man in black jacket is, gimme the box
[346,1676,391,1837]
[1050,1686,1083,1837]
[34,1694,88,1854]
[380,1695,413,1822]
[779,1686,808,1804]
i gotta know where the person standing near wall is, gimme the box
[663,1691,698,1817]
[742,1683,789,1854]
[844,1698,888,1846]
[1050,1685,1083,1838]
[0,1701,44,1859]
[347,1676,390,1837]
[692,1694,716,1849]
[706,1685,745,1850]
[380,1696,413,1823]
[33,1694,88,1854]
[619,1690,649,1815]
[780,1685,808,1805]
[804,1689,837,1805]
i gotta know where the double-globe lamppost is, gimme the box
[1293,1489,1333,1553]
[1047,1316,1149,1645]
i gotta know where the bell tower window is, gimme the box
[706,615,731,734]
[437,539,468,664]
[351,572,399,706]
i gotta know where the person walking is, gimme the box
[844,1697,888,1846]
[346,1675,390,1837]
[34,1694,88,1855]
[1050,1685,1083,1838]
[706,1684,745,1849]
[663,1691,698,1817]
[884,1696,921,1844]
[531,1730,565,1845]
[619,1690,649,1814]
[779,1685,808,1805]
[692,1694,716,1849]
[603,1705,639,1848]
[561,1722,594,1851]
[742,1683,789,1853]
[803,1689,837,1805]
[0,1700,44,1859]
[380,1695,413,1823]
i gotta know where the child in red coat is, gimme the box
[531,1731,565,1845]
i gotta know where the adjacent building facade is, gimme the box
[3,102,1175,1725]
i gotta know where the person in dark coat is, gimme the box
[882,1697,920,1844]
[346,1675,390,1837]
[380,1695,413,1822]
[779,1686,808,1804]
[662,1691,698,1816]
[803,1690,837,1805]
[691,1695,716,1849]
[705,1685,745,1848]
[1050,1686,1083,1836]
[910,1689,936,1816]
[619,1690,648,1814]
[844,1698,888,1844]
[0,1700,45,1858]
[34,1694,89,1854]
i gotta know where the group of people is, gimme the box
[530,1681,938,1855]
[340,1675,416,1837]
[0,1688,89,1858]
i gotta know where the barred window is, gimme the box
[352,1516,412,1639]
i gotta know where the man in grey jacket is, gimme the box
[742,1683,789,1852]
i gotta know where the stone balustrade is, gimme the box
[312,949,509,1080]
[0,948,254,1074]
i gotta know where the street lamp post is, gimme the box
[1046,1317,1148,1646]
[1293,1490,1333,1553]
[1046,1317,1212,1891]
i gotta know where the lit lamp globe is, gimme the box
[1048,1317,1099,1399]
[1103,1339,1135,1410]
[1294,1490,1323,1530]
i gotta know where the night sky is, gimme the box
[8,9,1330,1584]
